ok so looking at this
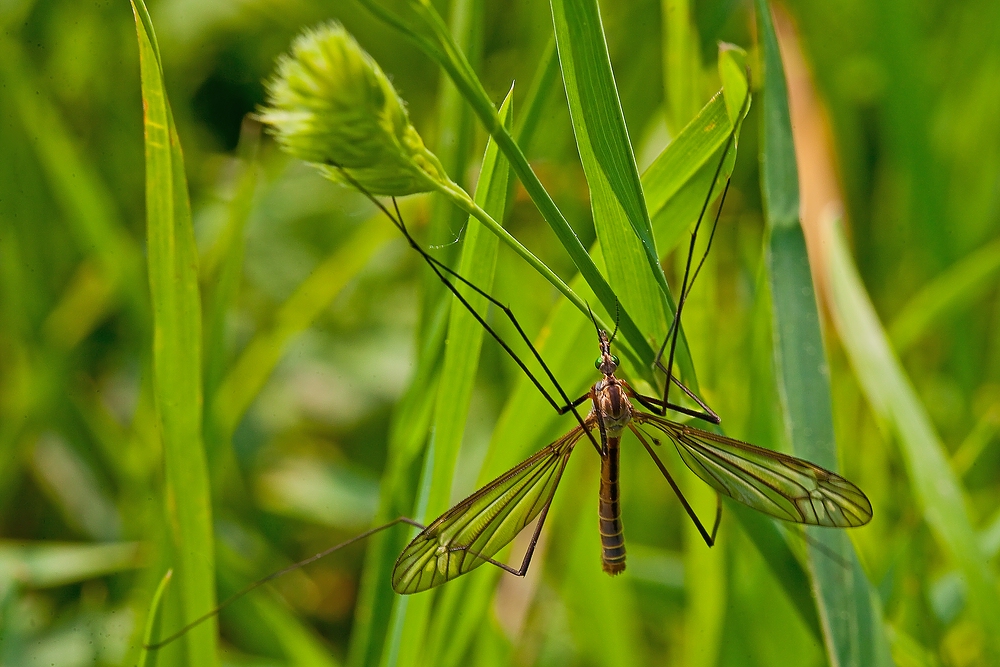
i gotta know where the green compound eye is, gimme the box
[594,357,603,369]
[610,355,619,366]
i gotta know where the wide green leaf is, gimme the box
[130,1,218,664]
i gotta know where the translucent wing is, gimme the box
[392,426,585,594]
[634,413,872,527]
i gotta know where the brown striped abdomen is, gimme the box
[599,437,626,575]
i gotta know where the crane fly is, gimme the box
[147,90,873,648]
[390,326,872,593]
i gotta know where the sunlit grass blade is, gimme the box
[824,218,1000,659]
[349,5,483,658]
[131,1,218,664]
[422,44,579,665]
[550,0,671,369]
[755,2,891,665]
[346,7,484,660]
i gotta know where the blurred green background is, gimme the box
[1,0,999,666]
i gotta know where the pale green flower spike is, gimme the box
[260,22,456,197]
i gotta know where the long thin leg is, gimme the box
[447,495,556,577]
[146,517,426,650]
[630,425,721,547]
[626,382,719,425]
[655,99,744,418]
[334,167,600,452]
[656,163,734,416]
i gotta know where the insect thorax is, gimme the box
[591,378,633,437]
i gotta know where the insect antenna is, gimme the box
[609,299,621,344]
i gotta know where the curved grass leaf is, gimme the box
[130,2,218,664]
[755,2,892,665]
[349,5,485,661]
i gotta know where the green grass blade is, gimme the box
[550,0,671,355]
[390,86,514,667]
[418,45,582,663]
[345,87,478,667]
[825,220,1000,659]
[347,350,443,667]
[130,2,218,664]
[139,569,173,667]
[350,4,483,657]
[644,90,726,222]
[755,2,892,666]
[355,0,656,371]
[641,45,751,389]
[0,541,143,588]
